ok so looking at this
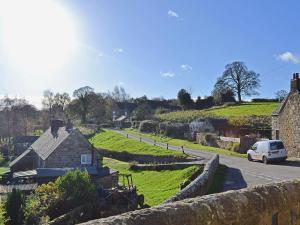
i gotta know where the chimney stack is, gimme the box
[50,119,64,134]
[290,73,300,92]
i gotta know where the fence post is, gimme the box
[126,134,128,138]
[139,137,142,142]
[154,140,156,146]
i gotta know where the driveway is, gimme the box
[112,129,300,191]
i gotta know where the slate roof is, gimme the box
[10,127,85,167]
[12,167,117,178]
[31,127,74,160]
[272,93,291,116]
[9,148,32,167]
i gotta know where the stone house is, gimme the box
[8,120,118,188]
[272,73,300,157]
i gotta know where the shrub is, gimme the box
[24,169,98,224]
[158,122,190,139]
[24,182,59,225]
[138,120,158,133]
[231,143,240,152]
[56,169,97,206]
[4,188,24,225]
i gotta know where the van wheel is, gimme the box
[263,156,268,164]
[247,154,253,161]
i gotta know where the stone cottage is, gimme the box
[8,120,118,188]
[272,73,300,156]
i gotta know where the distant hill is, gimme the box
[156,102,279,124]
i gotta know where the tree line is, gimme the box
[0,61,288,139]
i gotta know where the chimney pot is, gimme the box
[291,73,300,92]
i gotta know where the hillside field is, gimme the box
[157,102,279,122]
[103,157,200,206]
[89,130,184,157]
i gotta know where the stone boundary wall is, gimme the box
[130,163,200,171]
[98,148,193,164]
[164,154,219,203]
[79,180,300,225]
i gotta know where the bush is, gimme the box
[231,142,240,152]
[4,188,24,225]
[158,122,190,139]
[56,169,97,206]
[24,169,98,224]
[138,120,158,133]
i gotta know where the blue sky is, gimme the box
[1,0,300,107]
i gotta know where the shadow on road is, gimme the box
[270,159,300,168]
[222,167,247,191]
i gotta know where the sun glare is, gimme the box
[0,0,77,73]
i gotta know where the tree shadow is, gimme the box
[222,167,247,191]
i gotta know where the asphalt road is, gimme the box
[113,129,300,191]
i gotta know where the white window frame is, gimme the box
[81,154,92,165]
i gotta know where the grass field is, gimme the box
[89,130,184,157]
[157,102,279,122]
[124,128,247,158]
[103,157,200,206]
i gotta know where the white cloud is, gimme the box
[168,10,179,18]
[161,71,175,77]
[117,81,124,86]
[114,48,124,53]
[277,51,300,64]
[181,64,192,70]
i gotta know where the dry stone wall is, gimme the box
[79,180,300,225]
[165,154,219,203]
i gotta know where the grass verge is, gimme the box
[124,129,247,158]
[103,157,201,206]
[89,130,184,157]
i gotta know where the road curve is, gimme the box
[112,129,300,191]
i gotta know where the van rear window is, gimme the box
[270,142,284,150]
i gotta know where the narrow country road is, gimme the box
[112,129,300,191]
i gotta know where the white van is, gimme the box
[247,140,287,164]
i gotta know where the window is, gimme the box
[270,141,284,150]
[275,130,279,140]
[81,154,92,165]
[251,144,258,151]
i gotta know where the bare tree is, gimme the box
[275,89,288,102]
[73,86,94,123]
[218,61,260,103]
[110,86,130,102]
[42,90,55,119]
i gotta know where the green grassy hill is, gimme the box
[157,102,279,123]
[89,130,184,157]
[103,157,200,206]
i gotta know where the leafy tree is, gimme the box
[73,86,94,123]
[275,89,288,102]
[217,61,260,103]
[4,188,24,225]
[177,89,193,109]
[135,103,153,120]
